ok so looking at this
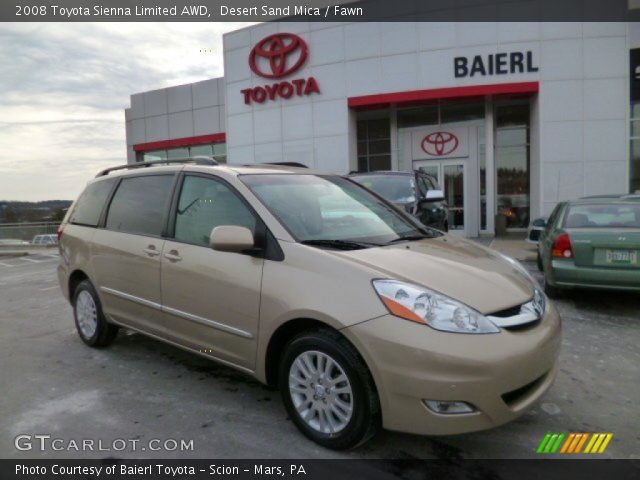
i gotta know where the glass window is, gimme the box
[440,101,484,123]
[138,143,227,164]
[546,203,564,232]
[631,102,640,193]
[189,144,213,157]
[69,178,116,227]
[495,104,530,228]
[142,150,167,162]
[174,176,256,247]
[631,138,640,193]
[167,148,189,159]
[564,204,640,228]
[106,175,174,236]
[397,105,438,128]
[478,125,487,231]
[351,174,415,203]
[241,174,428,244]
[356,117,391,172]
[212,143,227,157]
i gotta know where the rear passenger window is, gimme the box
[69,178,116,227]
[106,175,174,237]
[174,175,256,247]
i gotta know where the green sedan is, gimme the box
[537,195,640,298]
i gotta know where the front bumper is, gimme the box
[343,303,561,435]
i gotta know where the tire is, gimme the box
[544,279,561,299]
[278,328,380,450]
[73,279,118,347]
[537,251,543,272]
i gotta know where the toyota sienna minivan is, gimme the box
[58,158,561,449]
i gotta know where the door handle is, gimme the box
[143,246,160,257]
[164,250,182,262]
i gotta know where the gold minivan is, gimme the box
[58,159,561,449]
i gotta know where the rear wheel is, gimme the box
[279,329,380,450]
[73,280,118,347]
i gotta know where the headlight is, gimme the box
[372,280,500,334]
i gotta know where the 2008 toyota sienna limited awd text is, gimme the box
[57,159,561,450]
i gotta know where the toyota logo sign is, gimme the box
[249,33,308,79]
[242,33,320,105]
[421,131,459,156]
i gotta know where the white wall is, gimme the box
[124,22,631,219]
[222,22,630,216]
[125,77,226,163]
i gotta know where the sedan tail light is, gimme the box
[552,232,573,258]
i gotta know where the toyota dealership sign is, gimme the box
[241,33,320,105]
[412,127,469,160]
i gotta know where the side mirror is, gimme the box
[210,225,254,253]
[422,189,445,202]
[531,217,547,228]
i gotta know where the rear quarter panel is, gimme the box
[58,224,97,300]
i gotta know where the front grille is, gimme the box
[501,372,547,408]
[488,305,522,318]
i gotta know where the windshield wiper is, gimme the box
[387,233,433,244]
[301,239,382,250]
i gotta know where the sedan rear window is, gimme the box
[564,204,640,229]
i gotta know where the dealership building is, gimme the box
[125,21,640,237]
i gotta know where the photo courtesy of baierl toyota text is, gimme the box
[0,1,638,479]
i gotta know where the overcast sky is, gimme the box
[0,22,253,201]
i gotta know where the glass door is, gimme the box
[414,161,467,235]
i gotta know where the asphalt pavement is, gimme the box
[0,252,638,459]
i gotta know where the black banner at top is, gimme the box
[2,0,640,22]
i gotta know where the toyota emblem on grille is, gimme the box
[249,33,308,79]
[421,131,459,156]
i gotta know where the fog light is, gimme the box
[424,400,475,414]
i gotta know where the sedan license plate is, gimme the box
[605,249,637,265]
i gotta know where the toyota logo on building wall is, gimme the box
[249,33,308,79]
[421,131,459,156]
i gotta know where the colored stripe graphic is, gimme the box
[585,433,613,453]
[538,433,614,454]
[537,433,565,453]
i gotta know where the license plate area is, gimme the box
[605,249,638,265]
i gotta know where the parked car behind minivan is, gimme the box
[58,159,560,449]
[537,195,640,297]
[349,170,448,231]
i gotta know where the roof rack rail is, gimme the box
[262,162,309,168]
[96,156,219,177]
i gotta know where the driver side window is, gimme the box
[174,175,256,247]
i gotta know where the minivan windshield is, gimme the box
[241,174,435,246]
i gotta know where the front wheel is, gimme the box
[279,329,380,450]
[73,280,119,347]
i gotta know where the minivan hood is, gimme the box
[335,235,533,314]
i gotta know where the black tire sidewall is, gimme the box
[279,331,376,450]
